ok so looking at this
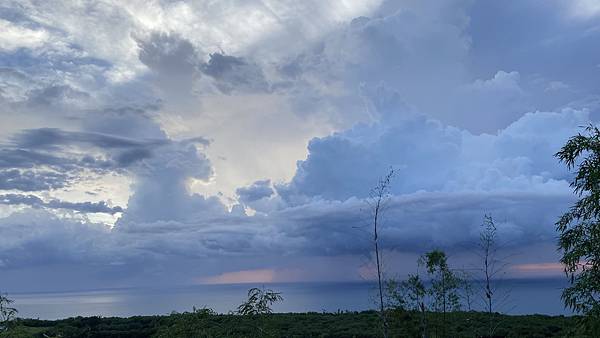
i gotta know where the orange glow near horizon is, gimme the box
[196,269,276,285]
[512,262,564,276]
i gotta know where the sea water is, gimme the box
[10,279,572,320]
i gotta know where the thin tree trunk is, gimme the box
[442,271,446,338]
[485,240,493,337]
[420,302,427,338]
[374,200,388,338]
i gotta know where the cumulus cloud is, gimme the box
[279,87,581,204]
[116,141,222,225]
[2,0,600,288]
[449,71,531,132]
[0,97,584,269]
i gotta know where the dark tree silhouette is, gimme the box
[237,287,283,316]
[555,125,600,332]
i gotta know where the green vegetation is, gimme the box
[0,310,582,338]
[237,287,283,315]
[234,286,285,336]
[555,125,600,334]
[0,293,17,332]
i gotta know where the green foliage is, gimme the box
[385,274,426,312]
[0,311,579,338]
[385,274,428,337]
[0,293,17,332]
[237,287,283,316]
[555,125,600,331]
[386,250,471,337]
[419,250,463,313]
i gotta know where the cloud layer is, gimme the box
[1,0,599,288]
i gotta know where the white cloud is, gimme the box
[568,0,600,19]
[0,19,48,51]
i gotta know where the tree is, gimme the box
[419,250,462,338]
[480,215,499,337]
[236,287,283,337]
[555,125,600,331]
[385,274,426,312]
[0,293,17,332]
[385,274,427,337]
[366,168,395,338]
[237,287,283,316]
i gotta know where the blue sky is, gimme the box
[1,0,600,291]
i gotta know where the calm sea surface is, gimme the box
[10,279,572,320]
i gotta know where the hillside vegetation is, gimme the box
[0,310,581,338]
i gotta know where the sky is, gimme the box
[1,0,600,292]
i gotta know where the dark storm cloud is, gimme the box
[236,179,274,203]
[0,108,211,195]
[13,128,167,150]
[201,52,269,94]
[137,31,200,76]
[135,32,270,95]
[272,191,572,255]
[0,148,72,169]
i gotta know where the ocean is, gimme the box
[10,279,572,320]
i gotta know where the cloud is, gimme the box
[0,209,116,267]
[0,85,586,270]
[278,86,583,204]
[0,148,75,170]
[267,0,471,124]
[449,71,531,132]
[0,19,48,51]
[116,147,222,225]
[137,31,200,77]
[568,0,600,19]
[1,0,599,290]
[236,180,274,204]
[12,127,166,151]
[0,169,68,191]
[271,190,570,256]
[201,53,269,94]
[0,194,123,214]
